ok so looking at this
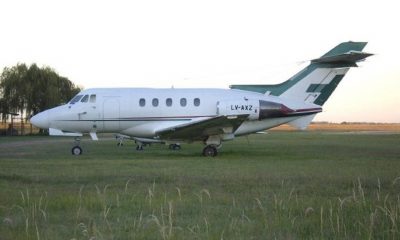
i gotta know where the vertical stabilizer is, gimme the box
[230,41,372,106]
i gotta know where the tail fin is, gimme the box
[230,41,372,106]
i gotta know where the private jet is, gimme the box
[30,41,372,156]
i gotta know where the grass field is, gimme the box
[0,132,399,239]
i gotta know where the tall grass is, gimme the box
[1,177,399,239]
[1,132,399,239]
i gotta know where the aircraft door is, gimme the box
[75,94,100,132]
[103,98,120,131]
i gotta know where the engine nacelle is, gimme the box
[217,99,259,120]
[217,100,294,120]
[258,100,294,119]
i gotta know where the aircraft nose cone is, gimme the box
[30,111,50,129]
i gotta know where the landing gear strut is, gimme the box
[71,137,82,155]
[135,141,144,151]
[136,145,144,151]
[203,145,218,157]
[202,135,221,157]
[116,136,124,146]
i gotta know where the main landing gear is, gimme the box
[202,135,222,157]
[71,137,82,155]
[202,145,218,157]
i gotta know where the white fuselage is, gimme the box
[31,87,320,141]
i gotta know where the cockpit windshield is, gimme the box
[81,95,89,103]
[69,95,83,104]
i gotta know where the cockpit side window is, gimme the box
[81,95,89,103]
[89,94,96,103]
[69,95,83,104]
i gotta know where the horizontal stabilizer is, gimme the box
[311,51,373,65]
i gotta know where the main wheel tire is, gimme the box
[72,146,82,155]
[202,145,217,157]
[173,144,181,150]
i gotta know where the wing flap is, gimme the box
[156,115,248,141]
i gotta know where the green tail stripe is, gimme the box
[231,64,319,96]
[313,75,345,106]
[307,83,328,93]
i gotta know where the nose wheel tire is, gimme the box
[203,145,218,157]
[72,146,82,155]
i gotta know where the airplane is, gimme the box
[30,41,372,156]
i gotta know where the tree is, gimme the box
[0,63,81,124]
[0,64,28,120]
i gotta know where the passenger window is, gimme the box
[89,94,96,103]
[166,98,172,107]
[180,98,187,107]
[81,95,89,103]
[152,98,159,107]
[69,95,83,104]
[194,98,200,106]
[139,98,146,107]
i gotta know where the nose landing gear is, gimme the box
[72,146,82,155]
[71,137,82,155]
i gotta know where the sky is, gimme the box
[1,0,399,123]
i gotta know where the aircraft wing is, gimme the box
[49,128,82,137]
[156,115,249,142]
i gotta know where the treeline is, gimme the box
[0,63,81,122]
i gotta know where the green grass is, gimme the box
[0,132,399,239]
